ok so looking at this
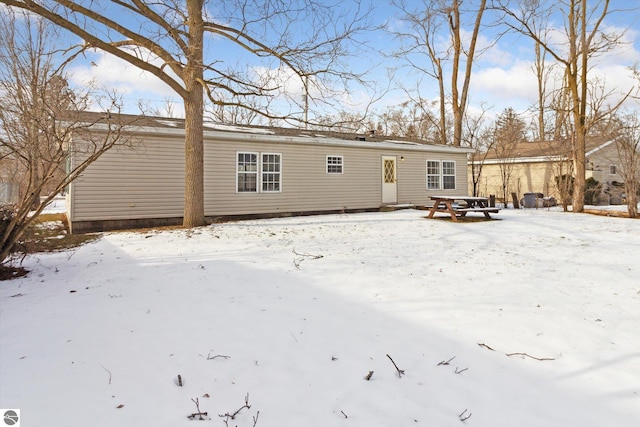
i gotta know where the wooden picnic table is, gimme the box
[427,195,500,221]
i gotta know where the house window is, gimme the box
[426,160,457,190]
[261,153,281,192]
[237,152,281,193]
[427,160,440,189]
[610,165,617,175]
[326,156,343,174]
[442,161,456,190]
[237,152,258,192]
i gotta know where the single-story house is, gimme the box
[469,137,624,202]
[66,114,474,233]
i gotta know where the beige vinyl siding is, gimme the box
[586,143,624,183]
[69,129,472,227]
[69,134,184,221]
[396,153,468,203]
[204,141,382,215]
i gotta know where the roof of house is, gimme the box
[68,111,474,154]
[480,136,613,162]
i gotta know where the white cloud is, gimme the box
[470,61,540,111]
[68,50,176,99]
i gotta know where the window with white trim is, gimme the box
[442,160,456,190]
[261,153,281,192]
[326,155,343,174]
[237,152,258,192]
[426,160,457,190]
[237,152,282,193]
[427,160,440,189]
[610,165,617,175]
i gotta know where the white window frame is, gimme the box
[236,151,282,193]
[261,152,282,193]
[326,155,344,174]
[442,160,456,190]
[426,160,457,190]
[237,152,259,193]
[426,160,441,190]
[610,165,617,175]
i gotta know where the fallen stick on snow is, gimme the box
[506,352,555,361]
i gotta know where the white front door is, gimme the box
[382,156,397,204]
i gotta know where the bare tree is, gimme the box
[391,0,492,146]
[492,108,527,204]
[373,100,441,142]
[607,112,640,218]
[1,0,374,228]
[550,139,575,211]
[0,9,132,265]
[464,104,494,196]
[497,0,632,212]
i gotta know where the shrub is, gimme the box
[584,177,601,205]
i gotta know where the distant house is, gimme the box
[469,137,624,202]
[67,114,474,233]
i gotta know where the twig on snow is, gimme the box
[455,367,468,374]
[177,374,183,386]
[340,410,348,419]
[188,398,208,420]
[477,342,495,351]
[219,393,251,421]
[459,409,472,422]
[386,354,405,377]
[364,370,374,381]
[506,352,555,361]
[207,353,231,360]
[292,249,323,269]
[438,356,456,366]
[99,364,112,385]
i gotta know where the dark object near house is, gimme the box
[523,193,556,208]
[511,193,520,209]
[523,193,539,208]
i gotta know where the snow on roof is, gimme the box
[202,121,275,134]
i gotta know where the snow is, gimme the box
[1,208,639,426]
[202,122,275,134]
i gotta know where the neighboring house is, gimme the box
[469,137,624,202]
[0,182,19,205]
[67,114,474,233]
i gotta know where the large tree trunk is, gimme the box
[572,129,586,212]
[627,187,638,218]
[448,0,486,147]
[183,90,205,227]
[449,0,462,147]
[571,1,588,213]
[182,0,205,228]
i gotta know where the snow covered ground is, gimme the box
[1,207,639,426]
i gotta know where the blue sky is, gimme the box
[61,0,640,123]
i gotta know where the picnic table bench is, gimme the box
[427,196,500,221]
